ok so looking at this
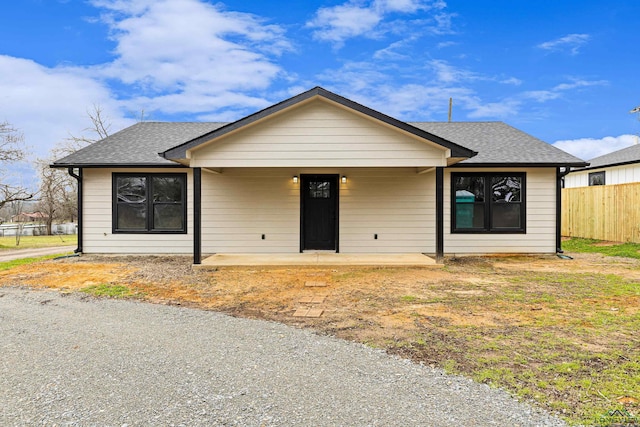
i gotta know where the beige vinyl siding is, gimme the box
[201,169,300,253]
[82,168,193,254]
[565,164,640,188]
[340,168,435,253]
[444,168,557,254]
[190,99,448,168]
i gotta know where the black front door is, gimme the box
[301,174,338,251]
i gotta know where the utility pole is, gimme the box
[630,105,640,144]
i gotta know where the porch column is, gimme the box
[435,167,444,261]
[193,167,202,265]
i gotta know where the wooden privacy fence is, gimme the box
[562,182,640,243]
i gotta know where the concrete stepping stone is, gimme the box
[298,295,328,304]
[304,281,328,287]
[292,307,324,318]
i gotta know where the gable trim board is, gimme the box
[52,87,586,262]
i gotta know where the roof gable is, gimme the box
[187,98,456,168]
[161,86,477,161]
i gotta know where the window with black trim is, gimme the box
[588,171,605,186]
[452,172,526,233]
[113,173,187,233]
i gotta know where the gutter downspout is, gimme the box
[68,168,83,254]
[556,166,572,254]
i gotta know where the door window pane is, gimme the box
[309,181,331,198]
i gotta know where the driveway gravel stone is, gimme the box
[0,287,568,426]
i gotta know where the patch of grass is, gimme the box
[563,238,640,259]
[0,235,77,250]
[0,255,61,271]
[80,284,136,298]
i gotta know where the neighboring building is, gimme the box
[10,212,48,223]
[564,143,640,188]
[52,87,586,262]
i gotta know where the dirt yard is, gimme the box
[1,253,639,425]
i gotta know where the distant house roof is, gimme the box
[576,143,640,171]
[12,212,48,222]
[52,87,587,169]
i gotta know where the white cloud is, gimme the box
[466,99,522,119]
[553,135,637,161]
[306,3,382,46]
[464,77,608,119]
[500,77,522,86]
[429,59,479,84]
[92,0,291,115]
[316,61,478,120]
[522,78,608,102]
[306,0,447,47]
[537,33,590,55]
[0,55,131,159]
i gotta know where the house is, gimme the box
[11,212,48,223]
[562,142,640,243]
[52,87,586,263]
[564,142,640,187]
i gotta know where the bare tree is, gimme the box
[37,105,112,234]
[36,158,66,235]
[63,104,112,150]
[0,122,34,211]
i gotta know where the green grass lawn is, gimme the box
[0,234,77,250]
[563,238,640,259]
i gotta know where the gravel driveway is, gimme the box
[0,288,567,426]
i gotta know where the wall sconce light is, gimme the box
[341,175,347,183]
[293,175,298,183]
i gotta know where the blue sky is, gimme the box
[1,0,639,179]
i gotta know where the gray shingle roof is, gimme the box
[411,122,586,166]
[583,143,640,169]
[52,119,586,168]
[52,122,226,167]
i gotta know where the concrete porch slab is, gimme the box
[197,253,440,267]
